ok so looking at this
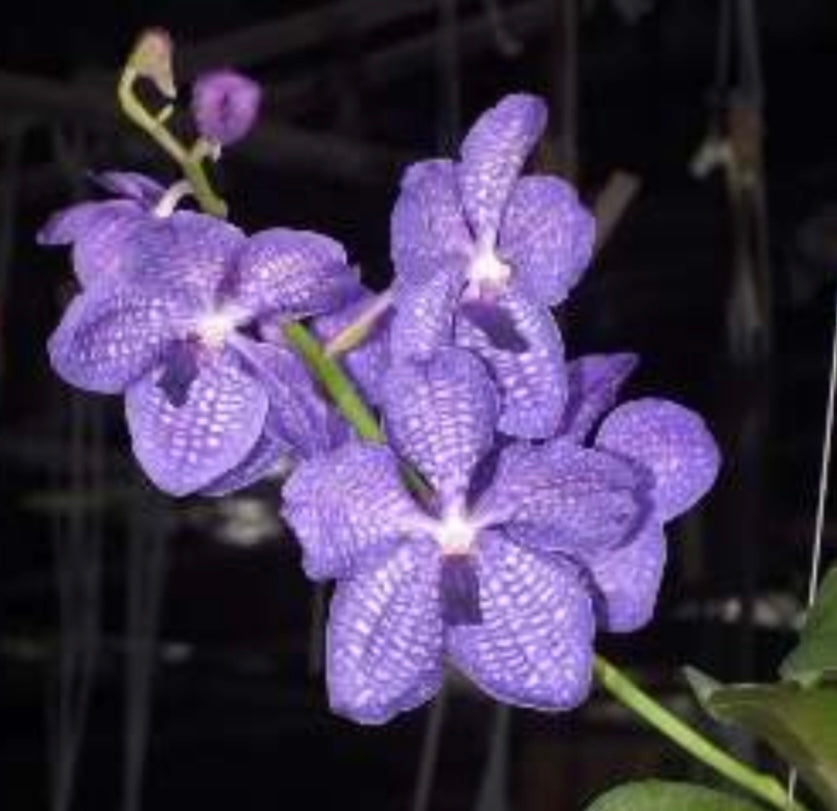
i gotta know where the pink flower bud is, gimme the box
[191,69,262,147]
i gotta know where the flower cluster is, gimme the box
[42,89,720,725]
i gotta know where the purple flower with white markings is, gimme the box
[192,69,262,147]
[48,213,359,496]
[282,349,651,724]
[547,352,721,631]
[37,171,166,287]
[390,94,595,438]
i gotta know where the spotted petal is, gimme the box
[327,539,444,725]
[558,353,639,443]
[458,94,547,239]
[48,282,193,394]
[38,200,146,287]
[448,531,594,710]
[596,399,720,521]
[499,176,595,306]
[477,441,645,558]
[382,349,498,499]
[391,159,473,286]
[228,228,358,320]
[588,520,667,633]
[127,211,245,301]
[125,349,268,496]
[391,262,465,362]
[200,421,293,497]
[282,442,424,580]
[232,337,339,455]
[456,283,567,438]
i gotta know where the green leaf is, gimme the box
[782,565,837,686]
[585,780,766,811]
[686,673,837,811]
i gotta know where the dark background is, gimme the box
[2,1,837,809]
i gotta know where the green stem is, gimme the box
[182,138,228,219]
[281,322,433,499]
[117,67,228,218]
[594,655,809,811]
[282,322,384,442]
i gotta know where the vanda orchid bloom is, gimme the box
[282,349,719,724]
[390,94,595,438]
[41,66,722,739]
[47,211,361,496]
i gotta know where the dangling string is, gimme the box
[805,295,836,608]
[788,290,837,803]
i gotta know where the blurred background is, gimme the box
[2,1,837,809]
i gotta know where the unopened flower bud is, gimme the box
[191,69,262,147]
[128,28,176,99]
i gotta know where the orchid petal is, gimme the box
[448,531,594,710]
[382,349,498,499]
[477,441,645,557]
[200,419,293,497]
[127,211,244,301]
[390,263,464,362]
[125,349,268,496]
[596,398,720,521]
[499,175,595,306]
[38,200,145,287]
[458,94,547,239]
[589,520,667,633]
[327,539,444,725]
[232,336,339,455]
[558,353,639,443]
[282,442,425,580]
[456,284,567,438]
[229,228,358,320]
[391,159,472,286]
[48,282,192,394]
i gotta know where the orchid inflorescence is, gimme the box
[39,33,720,726]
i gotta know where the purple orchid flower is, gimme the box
[37,171,166,287]
[282,349,651,724]
[48,213,359,496]
[547,352,721,631]
[191,69,262,147]
[390,94,595,439]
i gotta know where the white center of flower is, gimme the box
[196,309,240,349]
[435,507,478,555]
[467,242,512,289]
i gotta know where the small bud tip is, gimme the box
[128,28,176,99]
